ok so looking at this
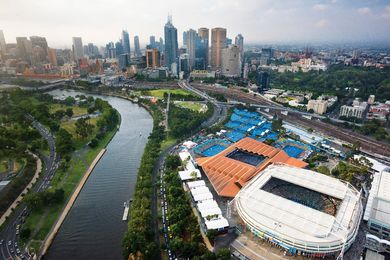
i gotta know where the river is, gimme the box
[44,90,153,260]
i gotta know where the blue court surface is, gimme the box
[283,145,304,158]
[202,145,227,157]
[226,131,245,142]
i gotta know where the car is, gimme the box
[16,248,21,254]
[8,241,12,246]
[15,242,18,247]
[0,239,3,245]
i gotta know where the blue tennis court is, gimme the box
[202,145,227,157]
[226,131,245,142]
[283,145,304,158]
[225,121,241,129]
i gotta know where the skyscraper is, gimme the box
[134,36,141,57]
[210,27,226,70]
[72,37,84,61]
[115,41,124,57]
[105,42,116,59]
[30,36,48,56]
[150,36,156,48]
[121,30,131,55]
[47,47,58,66]
[0,30,6,56]
[16,37,33,63]
[158,37,164,53]
[164,15,178,71]
[235,34,244,60]
[221,45,241,77]
[146,48,160,68]
[183,31,188,47]
[197,28,209,67]
[186,29,197,70]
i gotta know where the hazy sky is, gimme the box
[1,0,390,48]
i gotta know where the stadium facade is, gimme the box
[232,165,363,257]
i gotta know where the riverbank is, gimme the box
[40,148,106,256]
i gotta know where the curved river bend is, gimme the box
[45,90,153,260]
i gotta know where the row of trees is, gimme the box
[122,101,165,259]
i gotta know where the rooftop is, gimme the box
[196,137,307,197]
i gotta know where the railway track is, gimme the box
[191,84,390,158]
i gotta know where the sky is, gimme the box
[1,0,390,48]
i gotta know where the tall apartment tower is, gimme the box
[133,36,142,57]
[197,28,209,68]
[235,34,244,60]
[121,30,131,55]
[146,48,161,68]
[186,29,197,70]
[0,30,7,57]
[221,45,241,78]
[150,36,156,48]
[16,37,33,63]
[72,37,84,61]
[164,15,178,71]
[47,47,58,66]
[210,27,226,70]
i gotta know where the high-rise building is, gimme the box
[256,70,270,92]
[210,27,226,70]
[234,34,244,60]
[221,45,241,77]
[183,31,188,47]
[30,36,48,56]
[118,53,130,69]
[16,37,33,63]
[164,15,178,71]
[197,28,209,69]
[72,37,84,61]
[186,29,197,70]
[158,37,164,53]
[146,48,160,68]
[133,36,141,57]
[226,38,232,45]
[150,36,156,48]
[121,30,131,55]
[105,42,116,59]
[0,30,6,56]
[47,47,58,66]
[115,41,123,57]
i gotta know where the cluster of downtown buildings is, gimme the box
[0,17,245,80]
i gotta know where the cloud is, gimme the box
[313,4,328,11]
[357,7,371,15]
[314,19,329,28]
[330,0,337,3]
[381,5,390,19]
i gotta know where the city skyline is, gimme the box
[1,0,390,48]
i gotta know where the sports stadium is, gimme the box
[232,164,363,257]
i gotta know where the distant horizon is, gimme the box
[1,0,390,48]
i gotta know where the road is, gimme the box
[0,117,60,260]
[153,81,228,259]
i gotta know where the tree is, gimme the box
[64,96,76,106]
[165,155,181,170]
[75,117,94,138]
[216,248,231,260]
[271,118,283,132]
[65,108,73,117]
[206,229,217,242]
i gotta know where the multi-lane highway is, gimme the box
[0,117,60,260]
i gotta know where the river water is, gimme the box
[44,90,153,260]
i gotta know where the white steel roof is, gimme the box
[179,169,201,181]
[205,217,229,230]
[187,180,206,189]
[193,192,213,202]
[200,207,222,218]
[197,200,219,211]
[235,165,362,247]
[190,186,211,196]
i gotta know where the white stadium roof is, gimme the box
[197,200,219,211]
[178,169,201,181]
[205,217,229,230]
[200,207,222,218]
[235,165,362,254]
[193,192,213,202]
[187,180,206,189]
[190,186,211,196]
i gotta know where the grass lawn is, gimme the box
[49,104,88,117]
[0,160,7,172]
[21,126,118,255]
[61,117,99,149]
[174,101,207,113]
[146,89,191,98]
[160,136,177,151]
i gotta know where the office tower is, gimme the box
[150,36,156,48]
[30,36,48,55]
[197,28,209,68]
[134,36,141,57]
[119,53,130,69]
[146,48,160,68]
[72,37,84,61]
[105,42,116,59]
[164,15,178,71]
[186,29,197,70]
[256,70,270,92]
[221,45,241,77]
[121,30,131,55]
[158,37,164,53]
[226,38,232,45]
[210,27,226,70]
[115,41,123,57]
[47,47,58,66]
[0,30,6,56]
[183,31,188,47]
[16,37,33,63]
[235,34,244,60]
